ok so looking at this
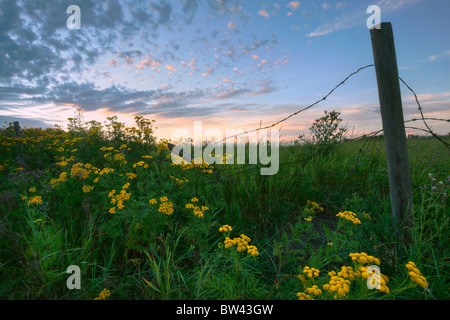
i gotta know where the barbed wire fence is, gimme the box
[166,23,448,245]
[198,65,448,183]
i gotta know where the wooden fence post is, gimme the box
[13,121,21,138]
[370,22,413,243]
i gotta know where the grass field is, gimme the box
[0,116,448,300]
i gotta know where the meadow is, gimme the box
[0,114,448,300]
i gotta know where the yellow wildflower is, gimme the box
[93,289,111,300]
[406,261,428,289]
[28,196,43,205]
[224,234,258,256]
[303,266,320,278]
[219,225,233,233]
[349,252,380,265]
[82,185,94,193]
[296,292,313,300]
[126,172,137,180]
[158,200,174,215]
[336,211,361,224]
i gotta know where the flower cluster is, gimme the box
[335,266,358,281]
[159,200,174,215]
[323,274,351,298]
[108,188,131,213]
[336,211,361,224]
[126,172,137,180]
[70,162,91,180]
[56,155,75,167]
[349,252,380,265]
[28,195,43,206]
[185,203,208,217]
[50,172,68,188]
[185,198,208,217]
[305,285,322,296]
[219,225,232,233]
[359,266,390,293]
[350,253,389,293]
[171,157,214,174]
[406,261,428,289]
[149,197,174,215]
[303,266,320,278]
[98,167,114,176]
[93,288,111,300]
[296,292,314,300]
[82,185,94,193]
[224,234,259,256]
[133,161,149,168]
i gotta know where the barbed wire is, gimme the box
[399,76,450,149]
[166,64,448,193]
[209,64,375,146]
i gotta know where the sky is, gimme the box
[0,0,449,141]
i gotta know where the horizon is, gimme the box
[1,0,449,141]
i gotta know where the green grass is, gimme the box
[0,120,448,300]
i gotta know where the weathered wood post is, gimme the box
[13,121,21,138]
[370,22,413,243]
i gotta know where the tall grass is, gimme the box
[0,119,448,300]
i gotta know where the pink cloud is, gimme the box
[258,10,269,18]
[287,1,300,10]
[108,59,118,67]
[165,64,177,72]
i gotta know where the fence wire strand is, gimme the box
[168,65,448,196]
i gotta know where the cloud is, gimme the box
[307,18,353,37]
[227,21,238,31]
[258,10,269,18]
[308,0,423,37]
[149,0,172,24]
[165,64,177,72]
[376,0,422,11]
[427,49,450,62]
[287,1,300,11]
[406,92,450,102]
[136,58,162,69]
[108,59,119,67]
[0,115,54,129]
[182,0,198,24]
